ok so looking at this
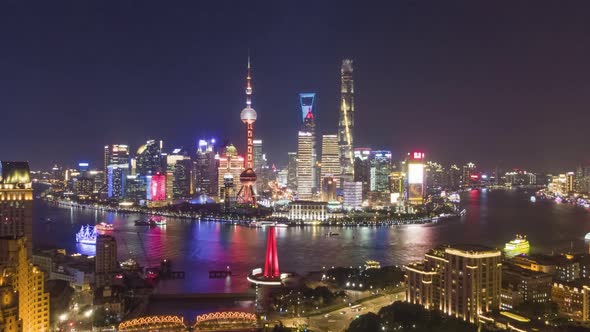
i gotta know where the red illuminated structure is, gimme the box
[247,226,282,285]
[236,56,258,207]
[148,172,166,201]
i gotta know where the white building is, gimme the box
[343,181,363,210]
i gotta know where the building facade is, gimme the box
[320,134,340,189]
[297,131,315,200]
[338,59,355,186]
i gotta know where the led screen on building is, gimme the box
[408,163,424,184]
[147,173,166,201]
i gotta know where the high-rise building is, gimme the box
[104,145,129,183]
[462,162,478,188]
[299,93,318,192]
[370,150,392,193]
[195,139,217,197]
[406,245,502,323]
[146,172,166,201]
[236,56,258,207]
[173,158,193,199]
[0,162,33,256]
[389,171,405,205]
[166,148,189,199]
[338,59,355,186]
[252,139,268,194]
[107,164,128,199]
[448,164,461,189]
[297,131,314,200]
[353,148,372,198]
[425,161,445,191]
[217,145,244,197]
[320,134,340,188]
[95,235,118,288]
[222,173,235,211]
[299,93,316,123]
[287,152,298,191]
[124,175,147,202]
[136,140,163,176]
[320,176,337,202]
[253,139,264,171]
[0,237,50,331]
[406,152,425,205]
[343,181,363,210]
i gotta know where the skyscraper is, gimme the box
[173,158,193,198]
[320,134,340,188]
[103,145,129,183]
[107,164,128,199]
[300,93,318,191]
[299,93,316,122]
[370,150,392,193]
[343,181,363,210]
[338,59,355,186]
[236,56,258,206]
[166,148,189,199]
[195,139,217,197]
[353,148,371,199]
[136,140,163,176]
[297,131,314,200]
[217,145,244,197]
[287,152,297,191]
[406,152,425,205]
[0,161,33,256]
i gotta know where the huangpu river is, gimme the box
[33,188,590,294]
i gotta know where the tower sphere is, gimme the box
[241,106,257,124]
[240,168,257,184]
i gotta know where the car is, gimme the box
[324,313,330,318]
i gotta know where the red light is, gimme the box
[470,175,479,179]
[412,152,424,160]
[150,174,166,201]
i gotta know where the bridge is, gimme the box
[118,311,259,331]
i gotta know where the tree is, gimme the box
[346,312,382,332]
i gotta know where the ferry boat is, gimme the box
[250,221,289,228]
[76,225,98,245]
[149,216,167,226]
[96,222,114,231]
[504,235,530,253]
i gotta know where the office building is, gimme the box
[146,172,166,201]
[320,134,340,188]
[0,161,33,256]
[165,149,188,199]
[389,171,404,205]
[288,201,328,222]
[354,148,371,199]
[0,237,50,331]
[338,59,355,186]
[425,161,445,191]
[136,140,163,175]
[370,150,392,193]
[406,245,502,323]
[297,131,314,200]
[462,162,478,188]
[320,175,337,202]
[448,164,461,189]
[103,145,129,183]
[107,164,128,199]
[124,175,147,202]
[194,139,217,196]
[173,158,193,199]
[501,265,552,311]
[287,152,298,191]
[95,235,118,288]
[299,93,318,192]
[217,145,244,197]
[343,181,362,210]
[406,152,425,205]
[552,281,590,321]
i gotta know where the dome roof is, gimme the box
[225,144,237,156]
[240,106,257,123]
[240,168,257,183]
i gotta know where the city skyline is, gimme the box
[2,2,590,171]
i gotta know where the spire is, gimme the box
[246,53,252,107]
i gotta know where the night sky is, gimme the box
[1,1,589,172]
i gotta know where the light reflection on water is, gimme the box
[33,189,590,293]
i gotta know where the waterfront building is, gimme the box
[425,161,445,191]
[73,176,94,197]
[462,162,478,188]
[165,148,189,199]
[173,158,193,199]
[353,148,371,199]
[567,172,576,193]
[504,170,536,186]
[136,140,163,175]
[95,235,118,288]
[217,145,244,198]
[124,174,147,202]
[288,201,328,222]
[501,265,552,311]
[107,164,128,199]
[406,245,502,323]
[0,237,50,331]
[389,171,405,205]
[448,164,461,189]
[299,93,318,191]
[297,131,314,200]
[0,162,33,256]
[406,152,425,205]
[343,181,363,210]
[104,145,129,183]
[370,150,392,193]
[320,134,340,188]
[194,139,217,197]
[338,59,355,186]
[146,172,166,201]
[222,173,235,211]
[236,56,258,207]
[287,152,297,191]
[575,163,590,193]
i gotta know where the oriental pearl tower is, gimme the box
[236,56,258,207]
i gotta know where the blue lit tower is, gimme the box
[236,56,258,207]
[299,93,316,123]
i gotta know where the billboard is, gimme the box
[147,173,166,201]
[408,163,424,184]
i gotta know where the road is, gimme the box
[280,289,405,332]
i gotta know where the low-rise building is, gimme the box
[501,265,552,311]
[552,281,590,321]
[288,201,328,223]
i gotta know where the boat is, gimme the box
[530,196,537,203]
[135,220,152,226]
[325,232,339,237]
[149,216,167,226]
[75,225,98,245]
[96,222,114,231]
[504,235,530,255]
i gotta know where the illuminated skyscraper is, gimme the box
[320,134,340,188]
[297,131,314,200]
[370,150,392,193]
[103,145,129,183]
[95,235,117,288]
[462,162,477,188]
[195,139,217,196]
[146,172,166,201]
[300,93,318,191]
[287,152,297,191]
[166,148,188,199]
[107,164,128,199]
[338,59,355,186]
[343,181,363,210]
[136,140,163,176]
[236,56,258,206]
[406,152,425,205]
[299,93,316,122]
[217,145,244,197]
[173,158,193,198]
[353,148,371,198]
[0,162,33,256]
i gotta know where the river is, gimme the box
[32,188,590,294]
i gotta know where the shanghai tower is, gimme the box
[338,59,355,186]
